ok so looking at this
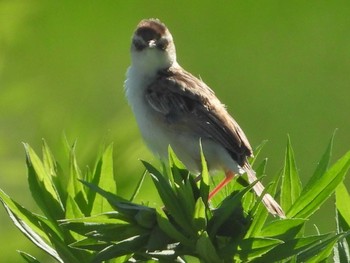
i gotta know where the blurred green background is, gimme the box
[1,1,349,262]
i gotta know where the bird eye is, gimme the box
[133,39,147,51]
[156,38,169,50]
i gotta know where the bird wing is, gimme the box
[145,67,253,165]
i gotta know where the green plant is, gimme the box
[1,134,349,262]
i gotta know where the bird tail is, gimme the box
[243,163,285,218]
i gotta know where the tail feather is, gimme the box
[243,163,285,218]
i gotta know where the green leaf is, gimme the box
[309,131,335,184]
[41,140,68,209]
[24,143,64,220]
[66,195,85,220]
[259,218,306,240]
[255,234,327,262]
[199,140,210,202]
[129,170,147,202]
[142,160,196,236]
[336,182,350,229]
[281,136,302,211]
[0,189,63,262]
[208,181,254,237]
[69,237,110,251]
[41,139,57,178]
[196,231,221,263]
[80,180,156,228]
[193,198,207,231]
[90,144,117,214]
[334,183,350,262]
[156,209,193,247]
[245,159,270,237]
[66,144,88,216]
[18,251,42,263]
[64,218,149,243]
[298,231,350,262]
[91,235,149,263]
[234,237,283,261]
[287,150,350,218]
[167,149,197,223]
[250,140,268,167]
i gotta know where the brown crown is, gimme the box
[135,19,168,41]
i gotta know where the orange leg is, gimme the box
[208,171,235,200]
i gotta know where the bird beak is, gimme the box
[148,39,157,48]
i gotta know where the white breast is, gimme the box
[124,66,171,160]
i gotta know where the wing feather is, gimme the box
[145,67,253,165]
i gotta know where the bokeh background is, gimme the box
[1,1,349,262]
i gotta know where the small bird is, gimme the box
[124,18,285,218]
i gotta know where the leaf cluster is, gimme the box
[0,134,349,262]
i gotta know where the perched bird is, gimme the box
[124,18,285,218]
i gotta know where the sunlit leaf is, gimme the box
[297,231,350,262]
[199,140,210,202]
[334,183,350,262]
[254,233,334,262]
[250,140,268,167]
[0,189,63,262]
[24,143,64,220]
[287,150,350,218]
[67,144,88,215]
[309,131,335,185]
[90,144,116,214]
[18,251,41,263]
[259,218,306,240]
[237,237,283,261]
[281,136,302,211]
[91,235,149,263]
[336,182,350,229]
[142,160,196,236]
[193,198,207,231]
[80,180,156,228]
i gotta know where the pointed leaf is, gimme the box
[69,237,110,251]
[129,170,147,202]
[18,251,42,263]
[67,145,88,215]
[42,140,68,208]
[235,237,283,261]
[259,218,306,240]
[281,136,302,211]
[334,183,350,262]
[255,233,333,262]
[199,141,210,202]
[336,182,350,229]
[142,160,196,236]
[287,150,350,218]
[91,235,149,263]
[196,232,221,263]
[24,143,64,220]
[250,140,268,167]
[90,144,116,214]
[309,131,335,185]
[298,231,350,262]
[81,180,156,228]
[65,195,84,219]
[208,181,254,237]
[167,149,197,221]
[0,190,63,262]
[193,198,207,231]
[245,159,270,237]
[156,209,193,247]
